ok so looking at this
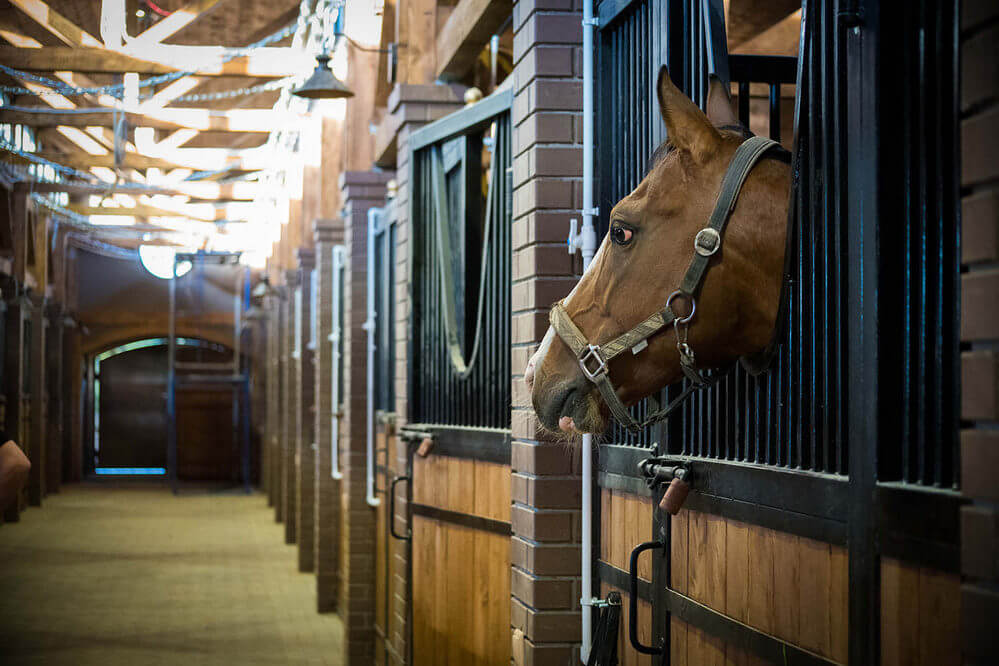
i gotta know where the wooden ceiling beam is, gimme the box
[66,203,213,222]
[131,0,228,47]
[0,108,290,133]
[435,0,512,82]
[13,181,179,196]
[7,0,103,47]
[0,45,305,77]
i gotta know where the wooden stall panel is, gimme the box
[671,510,848,665]
[881,558,960,666]
[599,488,654,578]
[413,454,511,521]
[411,452,512,665]
[413,516,511,665]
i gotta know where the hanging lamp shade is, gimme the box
[292,54,354,99]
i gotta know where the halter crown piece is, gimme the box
[549,136,779,433]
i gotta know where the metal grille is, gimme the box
[373,213,396,413]
[410,109,512,429]
[876,0,961,489]
[332,245,345,411]
[597,0,850,474]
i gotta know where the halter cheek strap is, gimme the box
[549,136,779,433]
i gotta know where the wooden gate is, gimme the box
[593,1,961,664]
[395,87,513,665]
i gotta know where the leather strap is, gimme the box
[679,136,778,296]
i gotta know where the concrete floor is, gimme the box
[0,485,344,665]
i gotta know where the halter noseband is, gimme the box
[549,135,780,433]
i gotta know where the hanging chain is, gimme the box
[0,22,297,99]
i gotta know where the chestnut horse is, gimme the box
[527,68,792,435]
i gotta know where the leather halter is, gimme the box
[549,135,779,432]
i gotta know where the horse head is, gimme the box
[527,68,792,436]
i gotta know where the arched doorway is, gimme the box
[90,338,238,481]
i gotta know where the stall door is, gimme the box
[592,1,961,664]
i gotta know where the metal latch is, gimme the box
[638,457,692,515]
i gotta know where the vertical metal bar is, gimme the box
[167,257,177,493]
[738,81,750,127]
[845,0,881,661]
[769,83,781,143]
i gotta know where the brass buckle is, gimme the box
[578,344,608,381]
[694,228,721,257]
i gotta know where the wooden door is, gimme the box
[409,442,511,666]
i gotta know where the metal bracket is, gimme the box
[638,457,691,489]
[582,17,599,27]
[581,595,619,608]
[580,206,599,217]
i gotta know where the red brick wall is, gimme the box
[959,1,999,660]
[340,171,392,663]
[314,219,345,612]
[510,1,585,663]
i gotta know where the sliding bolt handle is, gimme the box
[659,476,691,515]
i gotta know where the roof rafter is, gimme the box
[7,0,103,47]
[131,0,229,47]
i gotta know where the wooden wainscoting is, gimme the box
[412,454,511,666]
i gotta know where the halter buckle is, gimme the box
[694,228,721,257]
[578,344,608,381]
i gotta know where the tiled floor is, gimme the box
[0,485,344,665]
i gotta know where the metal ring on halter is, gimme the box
[666,290,696,325]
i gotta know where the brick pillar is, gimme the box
[959,2,999,661]
[340,170,392,663]
[314,218,345,612]
[296,249,316,571]
[510,1,585,663]
[282,274,298,541]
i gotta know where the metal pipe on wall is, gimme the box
[329,245,344,480]
[365,208,383,508]
[580,0,598,658]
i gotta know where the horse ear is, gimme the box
[657,66,721,162]
[705,74,740,128]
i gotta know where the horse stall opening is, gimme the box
[399,87,513,666]
[593,1,961,664]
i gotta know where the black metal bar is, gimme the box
[406,425,511,464]
[598,445,848,521]
[628,541,664,656]
[410,503,511,536]
[844,0,881,661]
[408,88,512,152]
[390,476,411,541]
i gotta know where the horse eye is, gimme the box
[611,226,633,245]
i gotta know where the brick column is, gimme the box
[509,1,585,663]
[282,273,298,542]
[295,249,316,571]
[960,2,999,660]
[314,218,345,612]
[340,170,391,663]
